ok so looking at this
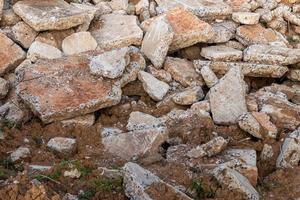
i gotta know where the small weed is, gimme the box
[78,187,97,200]
[93,177,123,192]
[191,180,205,199]
[2,118,21,129]
[206,187,216,198]
[0,169,9,179]
[71,160,92,179]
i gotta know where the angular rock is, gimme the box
[244,44,300,65]
[156,0,232,18]
[260,144,274,161]
[71,3,98,32]
[172,86,204,105]
[16,54,122,123]
[141,16,173,68]
[0,9,21,27]
[127,111,165,131]
[164,57,203,87]
[252,112,277,138]
[148,66,172,83]
[0,33,25,75]
[13,0,87,31]
[64,169,81,179]
[201,45,243,62]
[236,24,287,46]
[207,20,238,43]
[200,65,219,88]
[27,41,63,62]
[190,100,211,112]
[138,71,170,101]
[123,162,192,200]
[194,60,288,78]
[0,78,9,99]
[102,127,168,160]
[212,166,259,200]
[61,114,95,127]
[110,0,128,11]
[209,66,247,125]
[9,147,30,162]
[238,112,263,139]
[288,69,300,82]
[47,137,77,157]
[12,21,37,49]
[90,47,129,79]
[276,130,300,169]
[62,32,97,55]
[91,14,143,51]
[232,12,260,25]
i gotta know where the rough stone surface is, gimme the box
[62,32,97,55]
[164,57,203,87]
[27,41,63,62]
[201,45,243,61]
[0,9,21,27]
[102,127,168,160]
[288,69,300,82]
[148,66,172,83]
[238,112,262,139]
[194,60,289,78]
[200,65,219,88]
[91,14,143,51]
[123,162,193,200]
[209,66,247,125]
[16,54,122,123]
[89,47,129,79]
[13,0,87,31]
[12,21,37,49]
[0,0,3,20]
[141,16,173,68]
[126,111,165,131]
[10,147,30,162]
[244,44,300,65]
[47,137,77,157]
[232,12,260,24]
[61,114,95,127]
[0,78,9,99]
[172,86,204,105]
[138,71,170,101]
[0,33,25,75]
[207,20,238,43]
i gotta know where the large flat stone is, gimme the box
[156,0,232,18]
[13,0,87,31]
[201,45,243,61]
[90,14,143,51]
[16,54,122,123]
[0,33,26,76]
[209,66,247,125]
[194,60,288,78]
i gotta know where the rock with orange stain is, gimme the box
[0,33,26,76]
[16,53,122,123]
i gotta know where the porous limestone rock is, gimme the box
[201,45,243,62]
[12,21,37,49]
[27,41,63,62]
[172,86,204,105]
[62,32,97,55]
[232,12,260,25]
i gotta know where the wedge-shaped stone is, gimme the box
[102,128,168,160]
[123,162,193,200]
[244,44,300,65]
[16,54,122,123]
[141,16,174,68]
[194,60,288,78]
[156,0,232,18]
[164,57,204,87]
[201,45,243,61]
[0,33,25,76]
[91,14,143,51]
[236,24,286,46]
[209,66,247,125]
[212,166,259,200]
[127,111,166,131]
[172,86,204,105]
[276,130,300,169]
[13,0,87,31]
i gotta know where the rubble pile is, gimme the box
[0,0,300,199]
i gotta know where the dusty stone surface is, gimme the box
[148,66,172,83]
[141,16,173,68]
[207,20,238,43]
[47,137,77,157]
[232,12,260,24]
[244,44,300,65]
[164,57,203,87]
[209,66,247,125]
[126,111,165,131]
[0,0,3,20]
[91,14,143,51]
[138,71,170,101]
[288,69,300,82]
[62,32,97,55]
[0,78,9,99]
[11,21,37,49]
[13,0,87,31]
[0,33,25,76]
[61,114,95,127]
[201,45,243,61]
[90,47,129,79]
[194,60,289,78]
[238,112,263,139]
[200,65,219,88]
[9,147,30,162]
[16,54,122,123]
[0,9,21,27]
[172,86,204,105]
[27,41,62,62]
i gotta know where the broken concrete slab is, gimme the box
[102,127,168,160]
[138,71,170,101]
[141,16,173,68]
[0,33,26,76]
[209,66,247,125]
[90,14,143,51]
[238,112,263,139]
[194,60,289,78]
[201,45,243,62]
[13,0,87,31]
[244,44,300,65]
[16,54,122,123]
